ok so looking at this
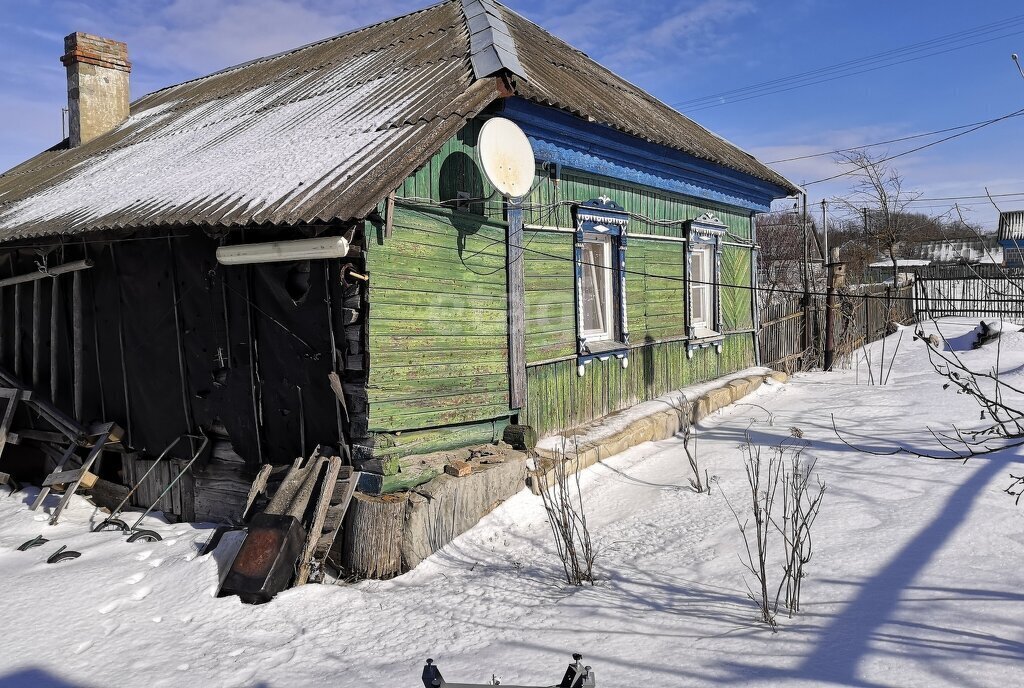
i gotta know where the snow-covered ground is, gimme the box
[2,318,1022,687]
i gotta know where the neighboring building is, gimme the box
[998,211,1024,267]
[866,236,1002,282]
[903,237,1002,265]
[0,2,797,526]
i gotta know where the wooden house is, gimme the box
[0,1,797,525]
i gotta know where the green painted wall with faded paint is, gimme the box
[365,206,511,432]
[523,334,755,435]
[370,118,758,439]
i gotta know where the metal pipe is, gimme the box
[0,259,93,288]
[216,237,350,266]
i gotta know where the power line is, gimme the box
[394,198,1024,304]
[802,105,1024,186]
[675,15,1024,111]
[766,114,1024,164]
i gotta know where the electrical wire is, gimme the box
[395,197,1024,304]
[766,114,1024,164]
[803,104,1024,186]
[675,15,1024,111]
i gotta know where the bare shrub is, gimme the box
[724,432,826,629]
[682,422,712,494]
[533,438,596,586]
[775,451,826,615]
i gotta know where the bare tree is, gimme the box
[832,151,922,285]
[757,210,817,304]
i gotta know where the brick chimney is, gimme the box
[60,32,131,147]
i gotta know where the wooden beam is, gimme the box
[507,201,526,409]
[0,389,22,465]
[13,284,21,378]
[0,259,93,289]
[50,275,59,403]
[0,286,5,365]
[384,191,395,239]
[73,270,83,420]
[31,280,41,389]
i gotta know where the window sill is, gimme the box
[687,328,724,355]
[690,326,721,341]
[583,339,628,355]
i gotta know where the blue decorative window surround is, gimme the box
[573,197,629,377]
[685,213,727,358]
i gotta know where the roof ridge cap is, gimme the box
[460,0,526,80]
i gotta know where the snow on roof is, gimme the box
[902,237,1002,265]
[869,258,932,268]
[0,0,798,241]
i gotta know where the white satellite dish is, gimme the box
[478,117,536,199]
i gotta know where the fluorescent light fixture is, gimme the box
[216,236,350,265]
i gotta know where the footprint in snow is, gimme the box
[131,586,152,601]
[97,600,122,615]
[152,616,162,623]
[74,640,94,655]
[125,572,146,585]
[176,664,190,671]
[101,618,121,637]
[162,538,178,546]
[148,557,164,568]
[135,550,153,561]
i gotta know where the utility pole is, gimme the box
[823,246,845,371]
[821,199,829,261]
[802,194,811,364]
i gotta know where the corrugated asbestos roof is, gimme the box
[902,237,1002,264]
[0,0,798,241]
[999,210,1024,241]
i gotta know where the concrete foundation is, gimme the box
[349,367,789,578]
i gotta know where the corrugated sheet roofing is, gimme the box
[998,210,1024,241]
[0,0,798,241]
[902,237,1002,265]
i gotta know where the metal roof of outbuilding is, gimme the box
[0,0,799,241]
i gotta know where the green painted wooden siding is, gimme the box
[366,206,511,432]
[523,230,576,364]
[524,168,753,240]
[720,244,753,331]
[523,333,756,435]
[373,119,759,438]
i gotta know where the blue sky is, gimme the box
[2,0,1023,230]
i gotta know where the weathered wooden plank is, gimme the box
[0,390,21,462]
[49,275,59,404]
[368,360,508,381]
[368,403,513,434]
[295,455,342,585]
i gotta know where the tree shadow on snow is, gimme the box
[714,453,1022,688]
[0,669,92,688]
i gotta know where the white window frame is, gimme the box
[689,244,714,332]
[580,233,615,341]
